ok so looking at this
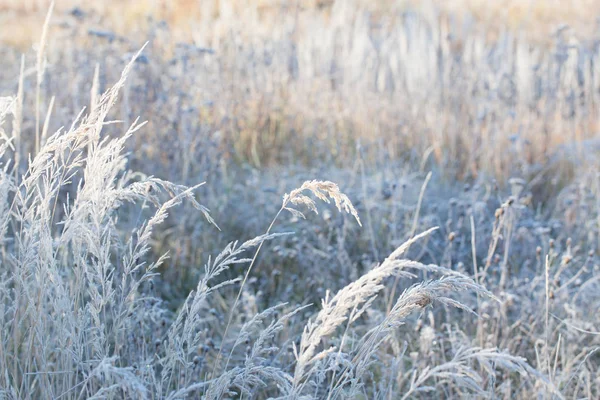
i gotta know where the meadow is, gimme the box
[0,0,599,398]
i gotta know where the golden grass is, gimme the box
[2,0,600,49]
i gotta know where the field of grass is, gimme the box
[0,1,599,399]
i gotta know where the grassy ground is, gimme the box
[0,1,599,399]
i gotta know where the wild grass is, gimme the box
[0,1,599,399]
[0,70,555,396]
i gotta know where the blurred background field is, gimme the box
[3,0,600,183]
[1,0,599,398]
[3,0,600,47]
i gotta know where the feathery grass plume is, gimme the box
[202,304,306,399]
[112,182,215,343]
[161,232,291,394]
[283,180,361,226]
[214,179,361,378]
[0,97,15,210]
[398,346,537,400]
[329,275,496,398]
[0,97,15,172]
[0,39,220,398]
[6,105,96,396]
[291,228,440,393]
[77,356,149,399]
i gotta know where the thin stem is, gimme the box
[358,156,379,261]
[544,255,551,388]
[211,206,285,379]
[326,305,358,400]
[35,2,54,155]
[387,171,431,313]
